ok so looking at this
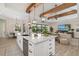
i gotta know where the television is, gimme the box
[58,24,70,32]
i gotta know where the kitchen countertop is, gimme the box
[23,35,56,44]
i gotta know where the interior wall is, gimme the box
[48,4,78,32]
[50,17,78,32]
[6,18,27,33]
[0,19,6,38]
[0,16,28,38]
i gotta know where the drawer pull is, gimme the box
[29,50,32,53]
[49,47,52,49]
[49,52,52,55]
[29,43,32,46]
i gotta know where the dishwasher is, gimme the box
[23,38,28,56]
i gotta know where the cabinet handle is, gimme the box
[29,43,32,46]
[49,52,52,54]
[29,50,32,53]
[49,47,52,50]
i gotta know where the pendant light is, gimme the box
[33,5,36,24]
[28,13,31,30]
[28,13,31,25]
[15,18,18,27]
[54,4,58,20]
[41,3,46,22]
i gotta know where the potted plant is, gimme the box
[32,26,38,37]
[50,26,53,32]
[32,26,36,33]
[42,27,49,36]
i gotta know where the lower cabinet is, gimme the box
[16,35,23,51]
[23,37,55,56]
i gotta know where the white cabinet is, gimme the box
[16,34,23,51]
[48,37,55,56]
[28,40,49,56]
[28,41,34,56]
[23,36,55,56]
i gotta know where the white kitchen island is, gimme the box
[16,33,56,56]
[23,35,55,56]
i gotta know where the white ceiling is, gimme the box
[0,3,30,20]
[0,3,77,24]
[4,3,30,12]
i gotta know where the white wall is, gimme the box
[0,15,28,38]
[50,17,78,32]
[0,20,6,38]
[0,3,28,37]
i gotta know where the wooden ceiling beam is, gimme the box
[26,3,36,13]
[40,3,77,17]
[26,3,41,13]
[48,10,77,19]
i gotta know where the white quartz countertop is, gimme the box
[23,35,56,44]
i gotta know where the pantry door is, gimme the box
[0,20,6,38]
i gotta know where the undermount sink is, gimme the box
[22,34,29,36]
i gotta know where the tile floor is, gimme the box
[0,38,79,56]
[0,38,23,56]
[55,42,79,56]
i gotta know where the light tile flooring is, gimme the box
[0,38,79,56]
[55,42,79,56]
[0,38,23,56]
